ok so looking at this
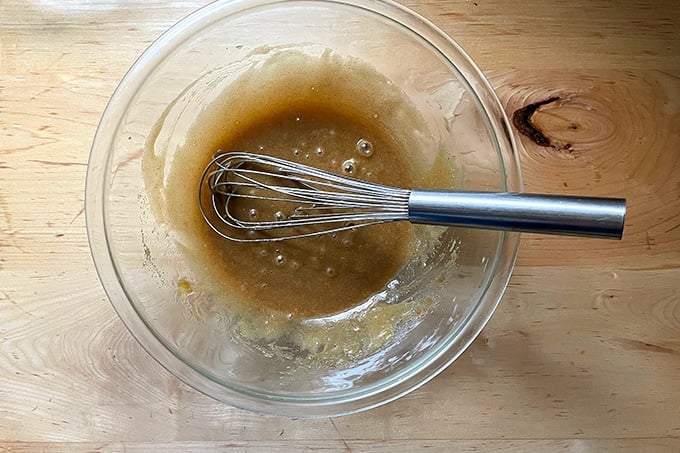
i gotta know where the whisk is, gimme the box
[198,151,626,242]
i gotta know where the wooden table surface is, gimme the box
[1,0,679,451]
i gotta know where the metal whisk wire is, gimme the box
[199,151,411,242]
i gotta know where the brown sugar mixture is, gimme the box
[203,107,414,317]
[143,49,447,321]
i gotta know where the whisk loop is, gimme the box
[199,151,626,242]
[199,151,411,242]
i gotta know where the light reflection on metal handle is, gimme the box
[408,191,626,239]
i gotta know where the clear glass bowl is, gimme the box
[86,0,521,417]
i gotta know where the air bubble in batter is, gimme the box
[356,139,373,156]
[342,158,356,175]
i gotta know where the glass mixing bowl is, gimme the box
[86,0,521,416]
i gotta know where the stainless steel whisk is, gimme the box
[198,151,626,242]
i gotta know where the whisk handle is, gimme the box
[408,191,626,239]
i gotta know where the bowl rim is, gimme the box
[86,0,522,417]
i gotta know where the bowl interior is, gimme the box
[87,0,520,416]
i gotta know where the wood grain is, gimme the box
[1,0,679,451]
[493,69,680,268]
[3,439,680,453]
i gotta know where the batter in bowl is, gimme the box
[143,49,458,364]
